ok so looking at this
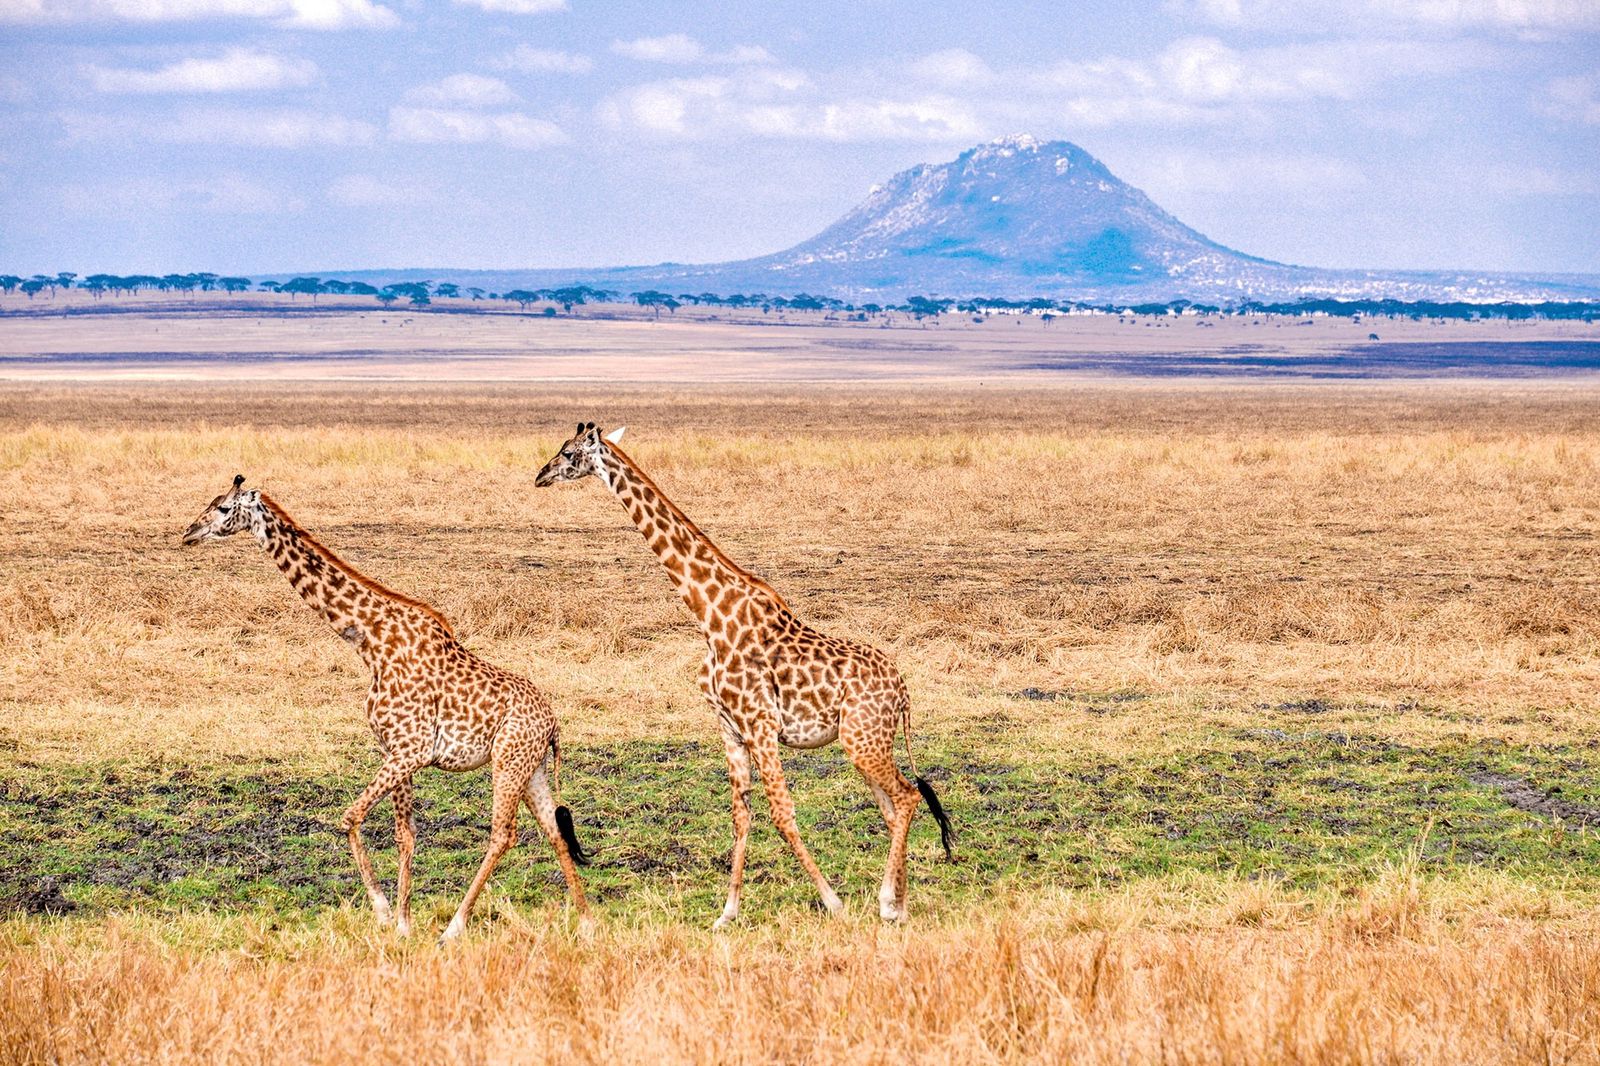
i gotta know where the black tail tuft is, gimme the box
[915,777,957,862]
[554,805,592,866]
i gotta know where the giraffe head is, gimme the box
[182,474,260,544]
[535,422,626,487]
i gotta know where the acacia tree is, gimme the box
[281,277,325,302]
[381,282,430,307]
[632,290,679,318]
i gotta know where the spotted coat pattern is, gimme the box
[183,477,589,941]
[536,425,946,924]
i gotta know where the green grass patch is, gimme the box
[4,728,1600,925]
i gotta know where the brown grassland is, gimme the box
[4,311,1600,1063]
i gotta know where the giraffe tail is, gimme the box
[555,806,592,866]
[901,695,957,863]
[550,731,592,866]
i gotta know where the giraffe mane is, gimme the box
[257,492,457,639]
[602,440,792,613]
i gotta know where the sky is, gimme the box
[1,0,1597,278]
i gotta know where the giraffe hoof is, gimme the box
[437,917,466,946]
[395,919,412,938]
[822,893,846,919]
[712,898,740,930]
[371,898,394,927]
[879,902,906,922]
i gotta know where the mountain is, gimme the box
[304,136,1600,304]
[694,134,1275,299]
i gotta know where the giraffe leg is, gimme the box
[858,764,919,922]
[748,726,844,918]
[864,779,896,825]
[440,749,532,944]
[843,714,921,922]
[523,759,590,917]
[339,758,419,927]
[392,777,416,938]
[712,715,753,930]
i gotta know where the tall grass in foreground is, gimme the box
[4,887,1598,1065]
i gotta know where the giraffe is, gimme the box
[535,424,953,926]
[182,475,591,942]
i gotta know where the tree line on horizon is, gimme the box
[3,272,1597,321]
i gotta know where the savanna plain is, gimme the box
[4,313,1600,1063]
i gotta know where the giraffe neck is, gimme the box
[250,493,440,654]
[598,443,787,631]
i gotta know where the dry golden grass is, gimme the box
[5,876,1600,1066]
[7,379,1600,1063]
[5,382,1600,766]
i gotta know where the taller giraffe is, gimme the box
[183,475,591,942]
[536,424,953,926]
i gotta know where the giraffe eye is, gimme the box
[218,505,233,514]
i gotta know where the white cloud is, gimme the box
[1479,161,1598,195]
[612,33,703,63]
[1538,74,1600,123]
[599,67,980,141]
[63,106,378,146]
[1018,36,1499,127]
[327,173,426,206]
[405,73,518,107]
[0,75,33,103]
[910,49,994,87]
[492,45,593,74]
[387,106,567,148]
[61,172,303,215]
[86,49,317,94]
[1132,151,1371,195]
[720,44,775,65]
[610,34,772,65]
[598,36,1491,142]
[452,0,564,12]
[279,0,394,29]
[744,97,982,140]
[1167,0,1600,32]
[0,0,398,29]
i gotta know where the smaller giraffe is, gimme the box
[183,475,591,941]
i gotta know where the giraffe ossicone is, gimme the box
[183,475,593,941]
[535,424,955,926]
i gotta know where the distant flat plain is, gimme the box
[1,290,1598,381]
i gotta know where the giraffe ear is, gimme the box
[604,426,626,444]
[574,422,584,436]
